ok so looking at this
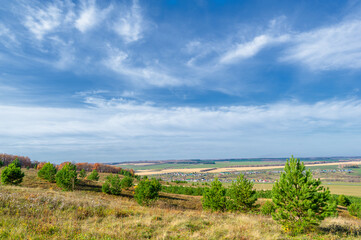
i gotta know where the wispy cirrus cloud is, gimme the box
[75,0,112,33]
[23,2,64,40]
[113,0,143,43]
[282,19,361,70]
[103,46,183,87]
[220,34,289,64]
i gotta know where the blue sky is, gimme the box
[1,0,361,163]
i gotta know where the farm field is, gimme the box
[134,160,361,175]
[116,158,352,171]
[252,183,361,197]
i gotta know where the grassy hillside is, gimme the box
[0,168,361,239]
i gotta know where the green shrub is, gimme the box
[119,169,133,177]
[102,174,122,195]
[12,158,21,168]
[37,162,57,182]
[272,156,336,235]
[226,174,257,212]
[348,203,361,218]
[161,185,207,196]
[0,162,25,185]
[338,195,351,207]
[202,178,227,212]
[78,169,87,179]
[0,161,3,167]
[255,190,272,199]
[261,201,276,215]
[134,178,162,206]
[55,163,77,191]
[121,176,134,189]
[87,169,99,181]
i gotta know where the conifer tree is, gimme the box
[121,176,134,189]
[134,178,162,206]
[79,169,87,179]
[102,174,122,195]
[227,174,257,212]
[38,162,57,182]
[55,163,78,191]
[87,169,100,181]
[1,162,24,185]
[272,156,336,235]
[202,178,227,211]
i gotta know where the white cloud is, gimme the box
[103,47,183,87]
[282,20,361,70]
[0,23,18,48]
[1,98,361,161]
[113,0,143,43]
[220,34,289,64]
[23,3,62,40]
[75,0,112,33]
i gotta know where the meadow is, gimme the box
[0,168,361,239]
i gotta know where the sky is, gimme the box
[1,0,361,163]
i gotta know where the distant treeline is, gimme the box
[0,154,33,168]
[162,185,273,198]
[0,153,135,175]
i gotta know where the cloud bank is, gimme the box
[2,98,361,162]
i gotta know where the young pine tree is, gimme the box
[121,176,134,189]
[78,169,87,179]
[55,163,78,191]
[227,174,257,212]
[1,162,25,185]
[202,178,227,211]
[272,156,336,235]
[37,162,57,182]
[87,169,100,181]
[134,178,162,206]
[102,174,122,195]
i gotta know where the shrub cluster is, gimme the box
[348,203,361,218]
[162,185,207,196]
[102,175,134,195]
[260,200,276,215]
[87,170,100,181]
[337,195,351,207]
[134,178,162,206]
[202,175,258,212]
[102,174,122,195]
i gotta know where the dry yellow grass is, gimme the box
[1,185,361,239]
[1,168,361,239]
